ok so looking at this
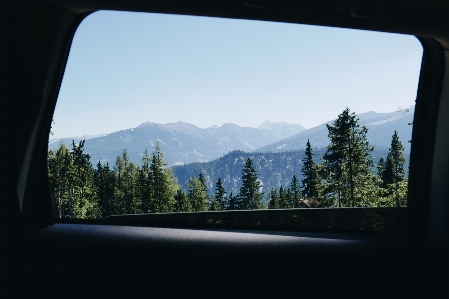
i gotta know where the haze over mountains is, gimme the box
[259,107,414,154]
[49,121,306,166]
[49,107,413,167]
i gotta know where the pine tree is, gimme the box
[174,189,191,212]
[376,157,386,185]
[113,153,125,213]
[198,172,210,207]
[382,154,394,187]
[199,172,208,194]
[321,108,376,207]
[383,130,407,207]
[268,188,279,209]
[214,177,228,211]
[289,175,302,208]
[150,142,177,213]
[113,149,139,214]
[94,161,117,217]
[48,142,74,218]
[71,140,100,218]
[137,148,153,213]
[187,176,208,211]
[238,158,262,210]
[165,167,181,210]
[228,192,238,210]
[278,186,290,209]
[301,140,320,199]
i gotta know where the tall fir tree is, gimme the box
[321,108,376,207]
[198,172,210,207]
[174,189,191,212]
[94,161,117,217]
[48,142,75,218]
[268,188,279,209]
[382,130,407,207]
[382,154,394,188]
[213,177,228,211]
[228,192,238,210]
[187,176,208,211]
[376,157,386,185]
[137,148,153,213]
[238,158,262,210]
[278,186,290,209]
[289,175,302,208]
[150,142,177,213]
[301,140,320,199]
[199,172,208,193]
[114,149,139,214]
[71,140,100,218]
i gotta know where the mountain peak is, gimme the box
[258,120,273,128]
[258,120,286,129]
[136,121,155,128]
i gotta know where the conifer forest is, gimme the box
[48,108,408,219]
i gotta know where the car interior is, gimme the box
[1,1,448,298]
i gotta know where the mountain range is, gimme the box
[49,107,413,167]
[49,121,305,166]
[258,107,414,155]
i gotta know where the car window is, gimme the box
[48,11,422,231]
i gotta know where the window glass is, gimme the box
[49,11,422,230]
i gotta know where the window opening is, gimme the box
[48,11,422,232]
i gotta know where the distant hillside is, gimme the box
[49,133,107,146]
[172,147,392,200]
[256,107,414,156]
[49,108,413,168]
[49,121,304,166]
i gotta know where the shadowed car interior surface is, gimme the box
[1,1,448,298]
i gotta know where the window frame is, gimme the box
[2,3,449,298]
[37,11,440,239]
[27,11,445,239]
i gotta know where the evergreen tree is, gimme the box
[165,167,181,210]
[48,142,75,218]
[321,108,376,207]
[199,172,208,194]
[376,157,386,185]
[301,140,320,199]
[214,177,228,211]
[114,149,139,214]
[174,189,191,212]
[278,186,290,209]
[268,188,279,209]
[187,176,208,211]
[113,153,125,213]
[289,175,302,208]
[382,155,393,186]
[94,161,117,217]
[125,161,140,214]
[238,158,262,210]
[198,172,210,208]
[137,148,152,213]
[71,140,99,218]
[383,130,407,207]
[228,192,238,210]
[150,142,176,213]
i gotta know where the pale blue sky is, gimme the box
[53,10,422,139]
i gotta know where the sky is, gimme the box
[52,11,423,139]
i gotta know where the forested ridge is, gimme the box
[48,108,408,219]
